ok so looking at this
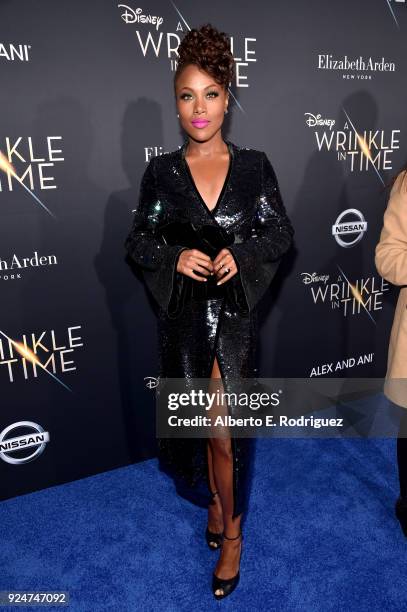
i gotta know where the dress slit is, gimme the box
[206,297,226,378]
[207,340,239,519]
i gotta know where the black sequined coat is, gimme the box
[125,139,294,518]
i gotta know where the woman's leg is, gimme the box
[208,356,242,589]
[207,440,224,536]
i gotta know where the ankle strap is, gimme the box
[223,531,242,541]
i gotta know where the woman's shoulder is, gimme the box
[231,144,278,173]
[384,169,407,221]
[391,168,407,197]
[148,146,184,170]
[229,141,264,158]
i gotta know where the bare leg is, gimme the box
[208,356,242,592]
[207,441,224,537]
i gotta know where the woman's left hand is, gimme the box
[212,248,238,285]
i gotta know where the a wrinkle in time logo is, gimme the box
[0,137,64,192]
[0,326,83,391]
[0,43,30,62]
[301,268,389,323]
[386,0,406,29]
[0,137,64,218]
[304,111,400,181]
[117,3,256,90]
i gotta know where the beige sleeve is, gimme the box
[375,171,407,286]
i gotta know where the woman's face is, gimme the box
[175,63,229,142]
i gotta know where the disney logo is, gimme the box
[118,5,164,30]
[304,113,335,130]
[301,272,330,285]
[144,376,160,389]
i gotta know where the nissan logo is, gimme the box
[0,421,50,465]
[332,209,367,248]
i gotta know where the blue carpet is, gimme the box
[1,438,406,611]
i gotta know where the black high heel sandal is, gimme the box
[212,531,243,600]
[205,490,223,550]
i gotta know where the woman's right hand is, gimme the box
[177,249,213,281]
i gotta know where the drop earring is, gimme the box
[177,113,179,118]
[224,109,228,114]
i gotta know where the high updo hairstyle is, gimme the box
[174,23,235,92]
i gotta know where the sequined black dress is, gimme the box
[125,139,294,518]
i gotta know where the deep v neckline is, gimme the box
[181,140,233,218]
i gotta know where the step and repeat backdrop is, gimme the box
[1,0,406,500]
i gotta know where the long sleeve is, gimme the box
[227,152,294,312]
[375,171,407,286]
[124,156,188,316]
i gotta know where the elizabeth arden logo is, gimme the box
[317,54,396,80]
[0,251,58,281]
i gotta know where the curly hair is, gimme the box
[174,23,235,91]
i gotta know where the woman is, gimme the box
[125,24,294,598]
[375,167,407,538]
